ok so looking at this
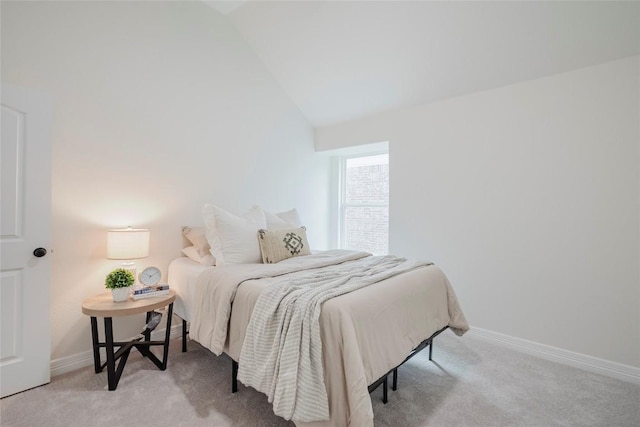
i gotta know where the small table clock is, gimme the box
[139,266,162,287]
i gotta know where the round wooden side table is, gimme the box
[81,290,176,390]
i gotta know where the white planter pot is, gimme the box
[111,287,131,302]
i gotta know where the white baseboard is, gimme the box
[50,324,183,377]
[52,324,639,385]
[466,327,640,385]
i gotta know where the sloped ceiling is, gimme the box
[209,1,640,128]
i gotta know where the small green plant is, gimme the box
[105,268,135,289]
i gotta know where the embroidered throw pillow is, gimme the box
[257,227,311,264]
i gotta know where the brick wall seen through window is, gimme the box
[340,153,389,254]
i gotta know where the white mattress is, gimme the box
[167,257,213,321]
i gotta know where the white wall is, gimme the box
[1,1,329,361]
[316,56,640,368]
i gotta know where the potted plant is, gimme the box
[105,268,135,302]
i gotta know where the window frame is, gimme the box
[337,150,389,253]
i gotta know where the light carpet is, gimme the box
[1,333,638,426]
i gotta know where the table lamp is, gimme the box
[107,227,149,285]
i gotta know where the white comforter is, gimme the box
[190,250,469,426]
[238,255,433,422]
[191,250,371,355]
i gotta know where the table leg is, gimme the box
[103,317,137,391]
[142,311,151,357]
[104,317,117,390]
[90,316,101,373]
[161,303,174,370]
[135,303,174,370]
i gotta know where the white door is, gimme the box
[1,83,53,398]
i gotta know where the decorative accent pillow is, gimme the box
[264,208,303,230]
[182,226,210,257]
[202,204,266,265]
[181,245,216,266]
[257,226,311,264]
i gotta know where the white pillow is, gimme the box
[181,245,216,266]
[264,208,303,230]
[182,226,210,257]
[202,204,266,265]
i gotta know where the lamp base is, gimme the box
[120,261,139,290]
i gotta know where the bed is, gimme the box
[168,205,469,426]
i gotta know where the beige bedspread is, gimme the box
[190,250,469,427]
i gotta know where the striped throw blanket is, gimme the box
[237,255,432,422]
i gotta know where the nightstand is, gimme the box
[81,290,176,390]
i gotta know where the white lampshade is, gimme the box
[107,228,150,260]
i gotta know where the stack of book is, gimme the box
[133,284,170,300]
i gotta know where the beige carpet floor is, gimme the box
[1,332,638,426]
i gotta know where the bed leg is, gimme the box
[382,376,388,404]
[392,368,398,391]
[182,319,188,353]
[429,340,433,361]
[232,360,238,393]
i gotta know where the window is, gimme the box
[339,152,389,255]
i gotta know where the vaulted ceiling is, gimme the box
[206,1,640,128]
